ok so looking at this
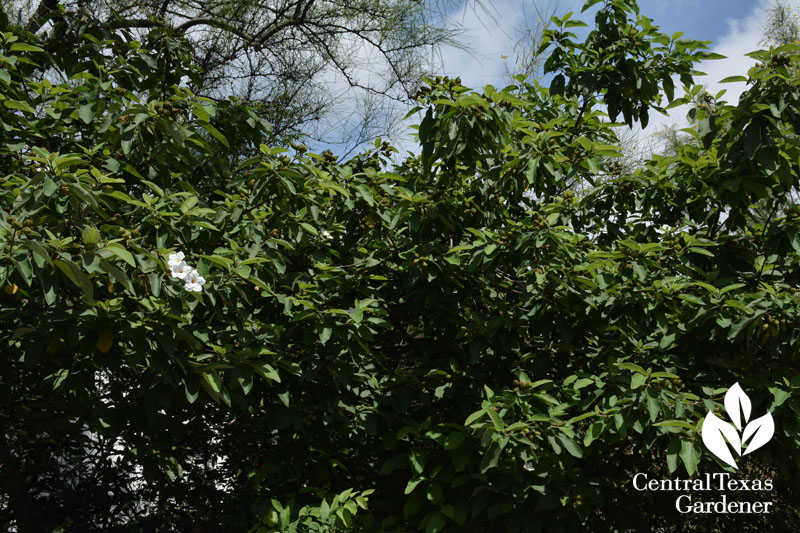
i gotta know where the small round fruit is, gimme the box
[3,283,18,295]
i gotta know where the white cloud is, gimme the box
[435,0,523,88]
[394,0,797,159]
[393,0,535,156]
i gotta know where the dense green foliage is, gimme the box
[3,1,800,531]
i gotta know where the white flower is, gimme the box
[170,261,191,279]
[184,269,206,292]
[168,251,185,267]
[321,230,333,240]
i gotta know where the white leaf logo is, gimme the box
[701,413,740,469]
[742,413,774,456]
[724,382,750,430]
[701,382,775,469]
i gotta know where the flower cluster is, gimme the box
[168,251,207,292]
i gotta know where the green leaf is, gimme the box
[103,243,136,268]
[743,122,761,160]
[4,100,36,114]
[558,434,582,458]
[581,0,604,12]
[680,440,701,476]
[319,327,332,345]
[409,448,426,474]
[630,373,647,390]
[43,176,57,197]
[200,255,233,271]
[10,43,45,52]
[425,511,447,532]
[616,362,647,375]
[53,259,93,301]
[236,265,252,279]
[695,51,726,60]
[464,409,486,426]
[52,369,69,389]
[550,74,565,96]
[647,390,660,422]
[718,283,745,295]
[356,184,375,206]
[687,246,714,257]
[719,75,748,83]
[727,314,758,340]
[659,332,676,349]
[479,441,503,472]
[583,421,605,447]
[486,407,504,431]
[23,241,52,267]
[148,271,161,296]
[770,387,791,407]
[403,491,425,518]
[184,380,199,404]
[251,361,281,383]
[576,137,593,151]
[278,391,290,407]
[198,121,230,147]
[299,222,318,235]
[140,180,164,197]
[13,257,33,287]
[202,372,222,393]
[78,103,94,124]
[667,437,681,473]
[443,431,464,450]
[120,125,135,154]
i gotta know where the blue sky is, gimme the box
[437,0,779,88]
[640,0,760,41]
[393,0,790,154]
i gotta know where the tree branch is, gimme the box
[753,199,780,289]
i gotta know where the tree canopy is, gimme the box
[3,1,800,531]
[10,0,475,149]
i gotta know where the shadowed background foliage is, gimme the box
[2,1,800,531]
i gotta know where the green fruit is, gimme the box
[82,226,101,244]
